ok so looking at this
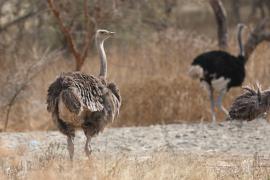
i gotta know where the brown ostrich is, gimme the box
[229,83,270,121]
[47,29,121,160]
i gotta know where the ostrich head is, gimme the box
[95,29,115,42]
[237,23,246,32]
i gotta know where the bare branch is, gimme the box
[0,9,43,33]
[84,0,90,31]
[47,0,98,71]
[47,0,83,71]
[82,0,96,65]
[142,18,168,31]
[164,0,177,17]
[3,48,61,131]
[209,0,228,50]
[230,0,241,23]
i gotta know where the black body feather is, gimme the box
[192,50,246,90]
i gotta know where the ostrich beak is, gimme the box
[109,31,116,37]
[108,32,116,39]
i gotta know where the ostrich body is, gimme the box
[189,24,246,123]
[229,84,270,121]
[47,30,121,160]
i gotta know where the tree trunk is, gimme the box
[209,0,228,50]
[244,18,270,60]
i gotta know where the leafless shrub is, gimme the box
[0,48,61,131]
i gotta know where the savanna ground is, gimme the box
[1,0,270,179]
[1,120,270,179]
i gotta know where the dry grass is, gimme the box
[1,28,270,131]
[1,146,270,180]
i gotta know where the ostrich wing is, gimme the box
[229,87,266,121]
[61,89,81,114]
[107,82,121,119]
[47,72,105,114]
[229,95,260,120]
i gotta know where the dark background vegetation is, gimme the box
[1,0,270,131]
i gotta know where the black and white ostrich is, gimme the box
[189,24,246,123]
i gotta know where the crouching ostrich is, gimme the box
[47,29,121,160]
[229,83,270,121]
[188,24,246,123]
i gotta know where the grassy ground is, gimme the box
[1,149,270,180]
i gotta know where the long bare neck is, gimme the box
[237,26,245,57]
[96,36,107,79]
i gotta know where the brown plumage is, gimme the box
[229,84,270,121]
[47,29,121,160]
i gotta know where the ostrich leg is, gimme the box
[217,88,229,116]
[83,127,95,158]
[54,117,75,161]
[67,135,75,160]
[209,87,216,124]
[85,135,92,157]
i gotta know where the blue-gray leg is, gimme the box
[217,89,228,116]
[67,135,75,161]
[83,127,96,158]
[209,88,216,124]
[53,116,75,161]
[85,135,92,157]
